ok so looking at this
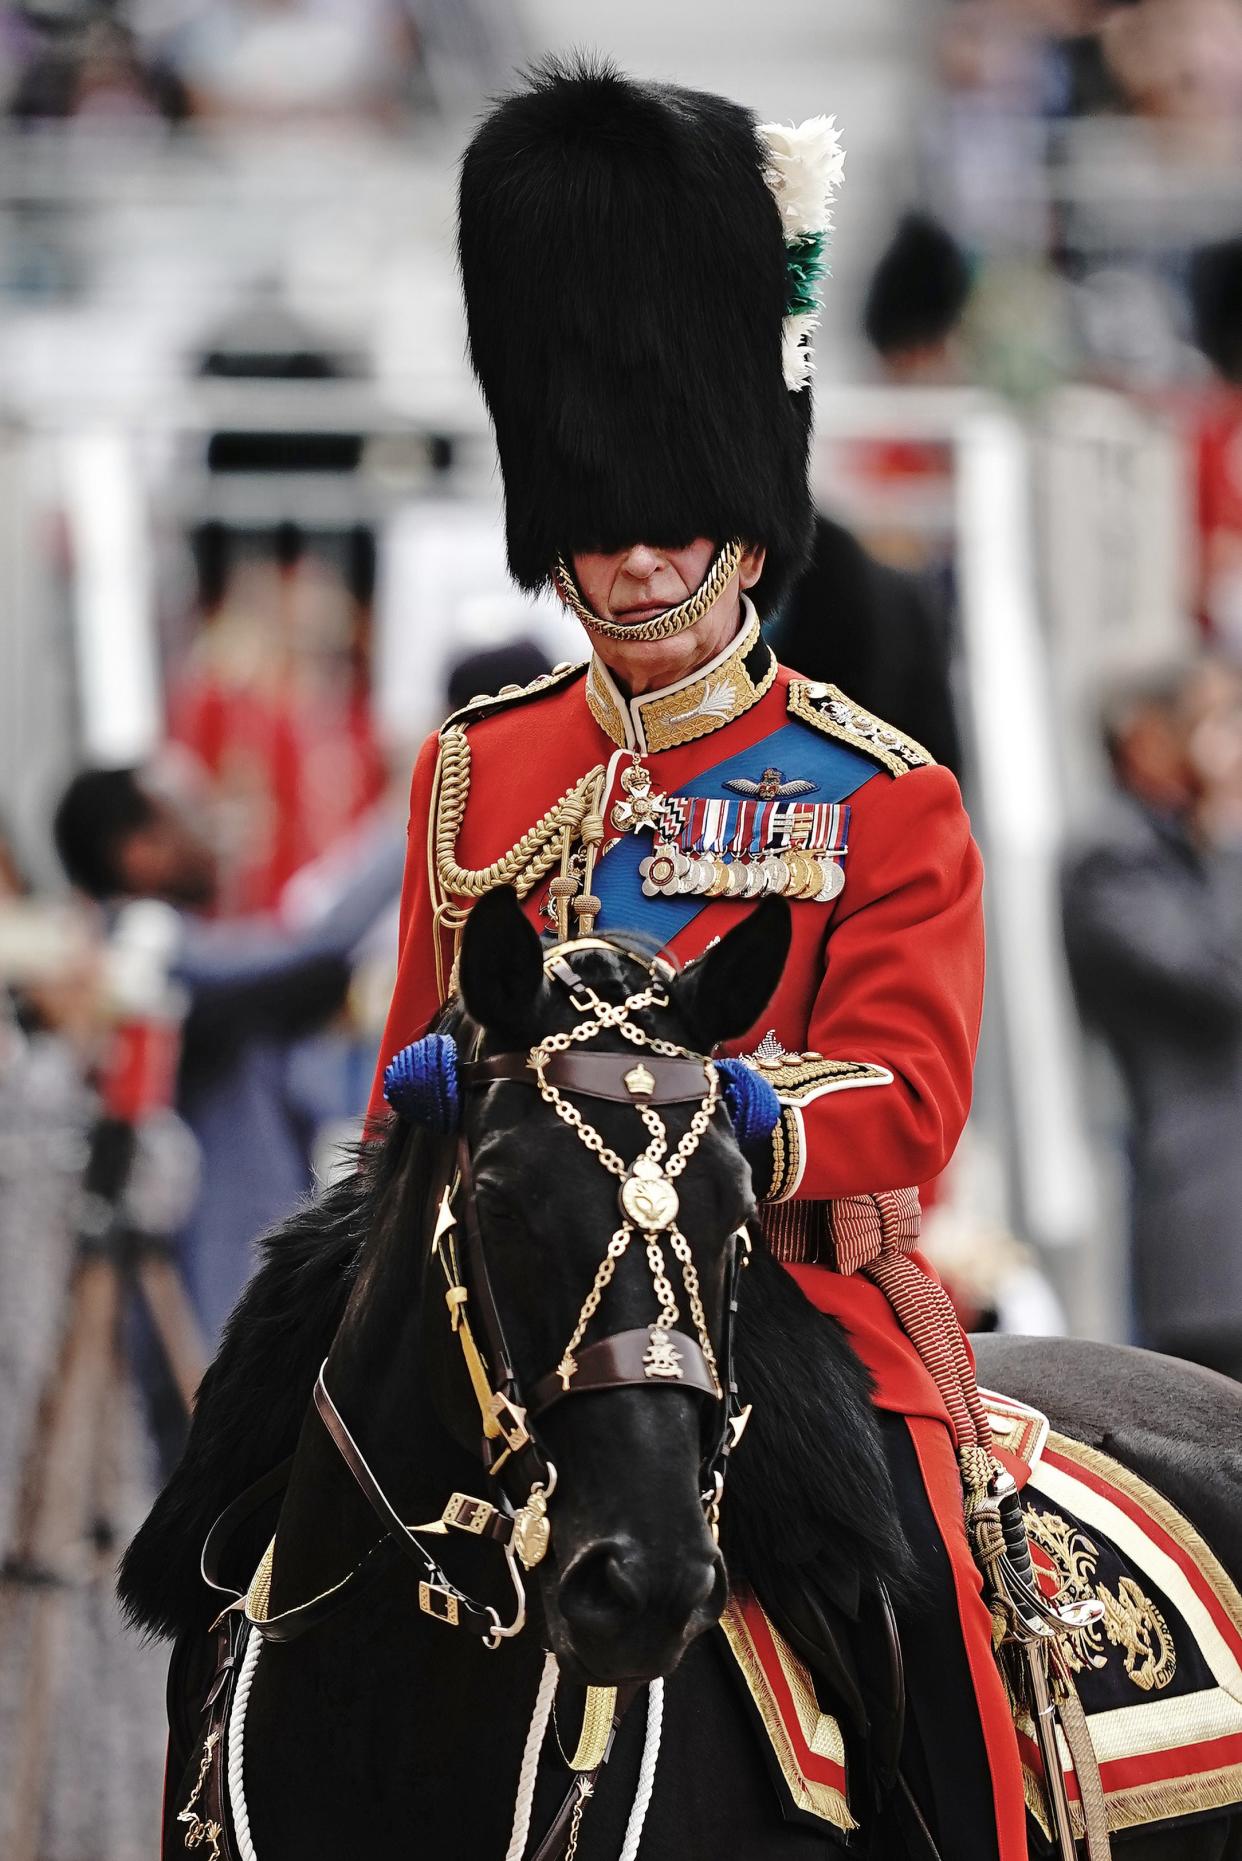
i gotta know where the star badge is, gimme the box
[610,760,667,833]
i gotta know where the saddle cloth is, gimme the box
[1020,1430,1242,1843]
[721,1413,1242,1845]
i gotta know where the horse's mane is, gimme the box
[118,999,470,1644]
[723,1243,912,1610]
[117,1120,421,1640]
[121,979,908,1643]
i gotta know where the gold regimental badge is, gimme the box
[643,1327,684,1380]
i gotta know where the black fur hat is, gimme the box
[459,55,819,614]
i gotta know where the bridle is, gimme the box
[218,940,754,1663]
[428,946,754,1608]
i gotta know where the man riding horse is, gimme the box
[368,55,1028,1859]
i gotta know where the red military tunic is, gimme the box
[368,603,1027,1853]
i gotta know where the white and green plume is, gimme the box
[757,115,846,392]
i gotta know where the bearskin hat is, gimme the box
[458,55,839,614]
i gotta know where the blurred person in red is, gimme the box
[1189,237,1242,649]
[168,552,387,917]
[781,216,968,783]
[840,213,973,577]
[52,756,402,1346]
[1063,656,1242,1377]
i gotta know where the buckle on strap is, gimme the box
[441,1492,513,1544]
[486,1391,531,1454]
[418,1582,461,1628]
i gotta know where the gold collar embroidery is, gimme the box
[584,600,776,754]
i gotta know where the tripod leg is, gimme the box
[1,1256,121,1861]
[134,1253,208,1418]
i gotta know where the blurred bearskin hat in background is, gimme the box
[1189,237,1242,386]
[863,210,972,363]
[458,54,824,615]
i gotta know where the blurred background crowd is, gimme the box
[4,0,1242,1853]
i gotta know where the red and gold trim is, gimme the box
[721,1590,855,1833]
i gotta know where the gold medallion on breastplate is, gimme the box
[619,1156,680,1231]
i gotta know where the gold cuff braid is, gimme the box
[551,540,744,643]
[757,1106,801,1204]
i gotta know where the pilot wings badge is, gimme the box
[724,767,818,800]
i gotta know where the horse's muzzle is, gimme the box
[554,1532,727,1681]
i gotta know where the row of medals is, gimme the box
[639,844,845,902]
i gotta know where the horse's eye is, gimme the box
[476,1191,527,1236]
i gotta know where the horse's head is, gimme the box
[447,886,791,1684]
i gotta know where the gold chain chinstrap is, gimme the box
[551,540,744,643]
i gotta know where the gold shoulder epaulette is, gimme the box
[787,680,933,777]
[440,660,586,735]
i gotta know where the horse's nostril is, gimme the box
[559,1541,649,1637]
[558,1540,724,1645]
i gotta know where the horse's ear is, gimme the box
[458,885,545,1042]
[671,895,792,1052]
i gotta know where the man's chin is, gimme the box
[612,604,671,626]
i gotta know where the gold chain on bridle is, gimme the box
[529,971,723,1395]
[550,540,744,643]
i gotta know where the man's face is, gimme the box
[569,539,719,627]
[564,539,765,698]
[1181,661,1242,798]
[117,777,220,911]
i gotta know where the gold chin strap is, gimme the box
[551,540,744,643]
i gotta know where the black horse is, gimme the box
[123,891,1242,1859]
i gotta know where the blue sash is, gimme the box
[593,721,881,941]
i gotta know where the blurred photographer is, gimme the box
[52,757,402,1346]
[1063,657,1242,1376]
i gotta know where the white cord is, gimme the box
[618,1679,663,1861]
[224,1635,658,1861]
[226,1624,263,1861]
[504,1650,560,1861]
